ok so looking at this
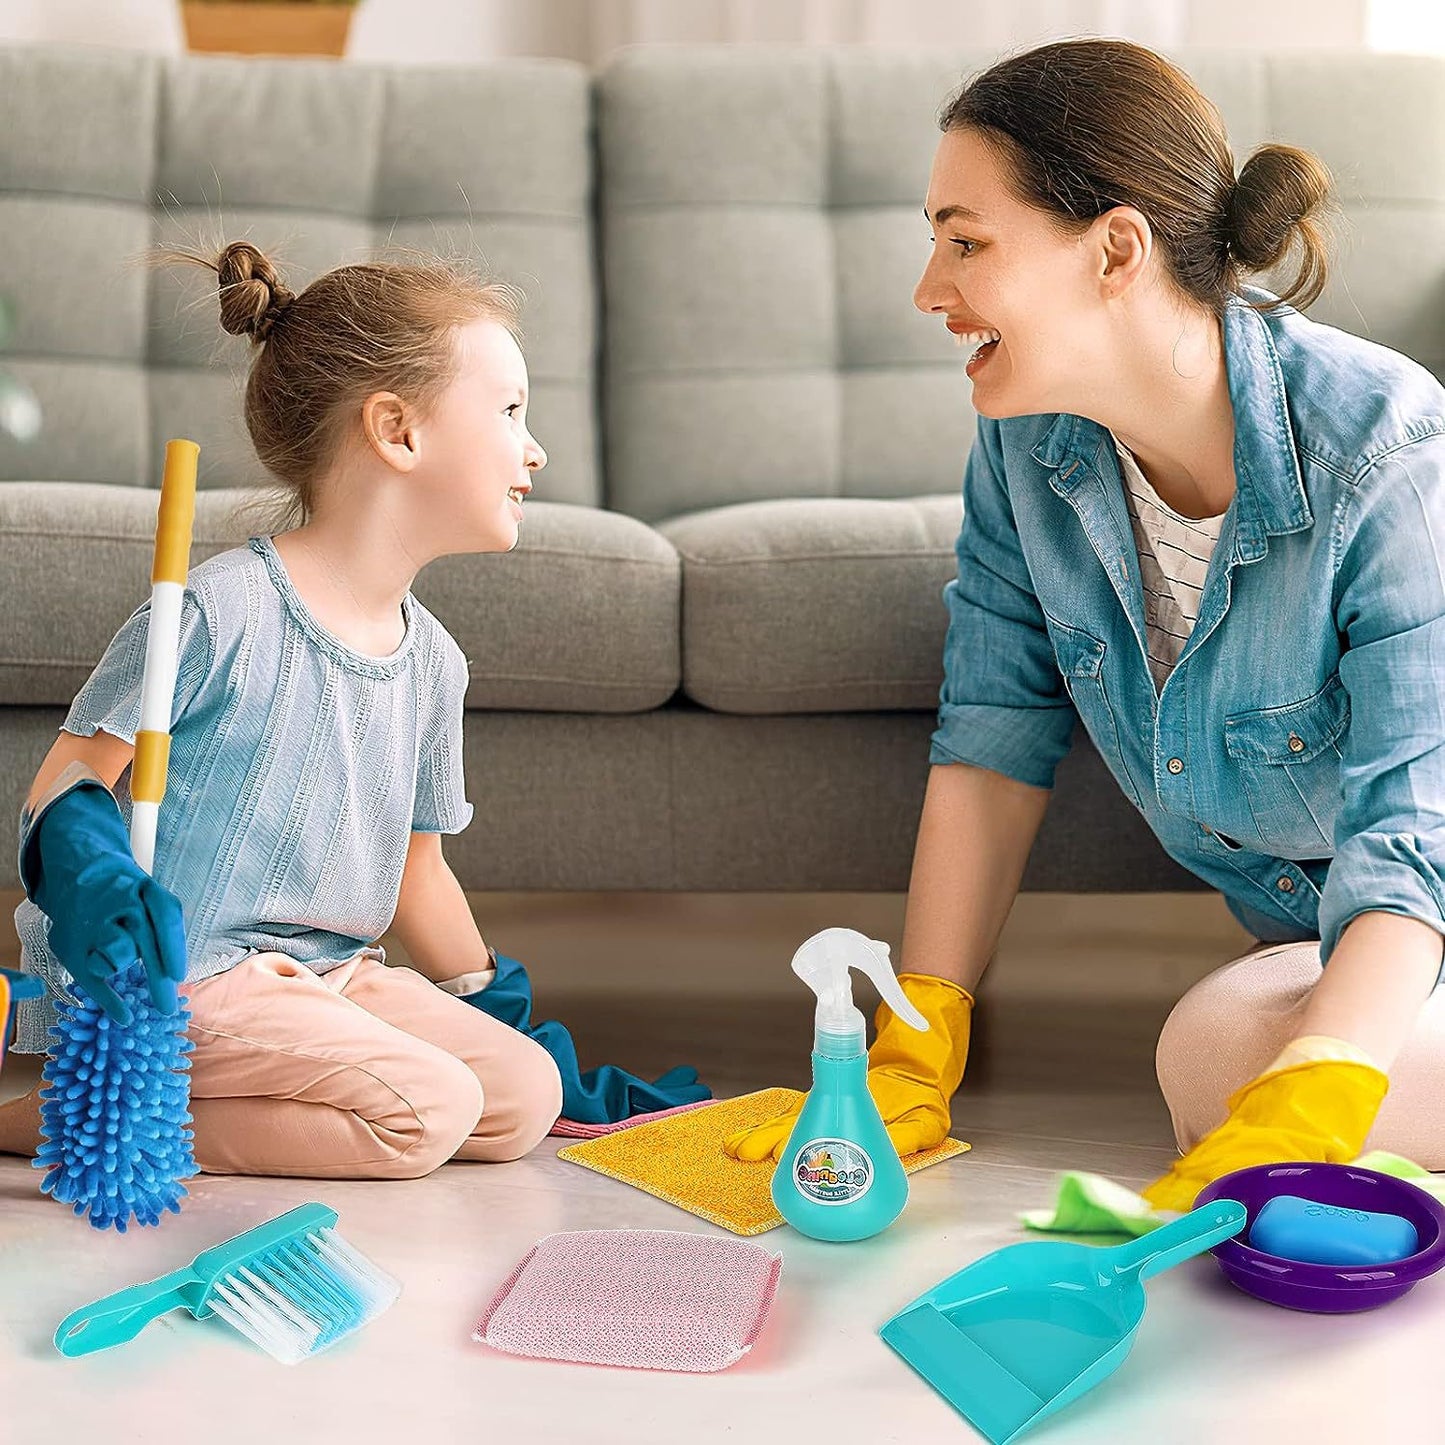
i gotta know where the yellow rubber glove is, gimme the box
[723,974,974,1162]
[1142,1057,1388,1213]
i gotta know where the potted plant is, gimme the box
[0,297,40,445]
[179,0,364,58]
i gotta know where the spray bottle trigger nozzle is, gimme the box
[852,936,927,1032]
[789,928,928,1033]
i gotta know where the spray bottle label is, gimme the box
[792,1138,874,1206]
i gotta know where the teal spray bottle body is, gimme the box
[771,929,929,1243]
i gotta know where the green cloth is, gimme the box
[1024,1152,1445,1237]
[1021,1172,1170,1236]
[1355,1150,1445,1204]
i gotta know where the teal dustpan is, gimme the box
[880,1198,1246,1443]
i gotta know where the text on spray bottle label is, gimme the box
[792,1138,875,1205]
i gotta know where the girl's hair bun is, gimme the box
[216,240,295,343]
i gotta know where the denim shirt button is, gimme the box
[1277,876,1296,893]
[1287,732,1306,753]
[1167,757,1184,774]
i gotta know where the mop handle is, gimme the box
[130,439,198,876]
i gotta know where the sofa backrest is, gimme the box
[598,47,1445,521]
[0,45,599,504]
[2,46,1443,522]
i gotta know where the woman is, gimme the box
[729,38,1445,1204]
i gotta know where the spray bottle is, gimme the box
[772,927,929,1242]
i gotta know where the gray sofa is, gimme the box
[2,45,1442,897]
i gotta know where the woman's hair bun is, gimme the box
[1227,145,1333,307]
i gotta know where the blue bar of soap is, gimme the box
[1248,1195,1418,1266]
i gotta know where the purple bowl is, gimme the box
[1196,1162,1445,1313]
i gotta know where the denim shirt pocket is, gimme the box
[1042,610,1144,809]
[1224,673,1349,855]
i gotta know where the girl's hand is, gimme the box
[26,783,188,1024]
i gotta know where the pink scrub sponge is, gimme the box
[475,1229,782,1372]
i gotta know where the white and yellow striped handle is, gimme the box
[130,439,198,876]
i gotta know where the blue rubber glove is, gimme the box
[21,782,187,1025]
[459,953,712,1125]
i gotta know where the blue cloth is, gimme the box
[459,953,712,1124]
[13,535,472,1051]
[935,290,1445,969]
[21,782,187,1022]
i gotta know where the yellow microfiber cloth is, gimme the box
[557,1087,969,1236]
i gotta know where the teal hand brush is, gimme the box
[54,1203,400,1364]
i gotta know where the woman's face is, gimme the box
[914,127,1111,420]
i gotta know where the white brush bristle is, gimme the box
[207,1226,400,1365]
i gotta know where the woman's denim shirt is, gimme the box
[931,291,1445,961]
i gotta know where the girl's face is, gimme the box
[914,127,1113,420]
[413,317,546,554]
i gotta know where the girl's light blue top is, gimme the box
[933,291,1445,969]
[13,535,472,1051]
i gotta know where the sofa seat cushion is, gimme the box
[659,495,961,713]
[0,483,680,712]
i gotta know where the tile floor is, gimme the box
[2,892,1439,1444]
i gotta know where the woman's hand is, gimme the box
[724,973,974,1162]
[1142,1056,1388,1212]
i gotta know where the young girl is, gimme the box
[730,38,1445,1202]
[0,242,563,1178]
